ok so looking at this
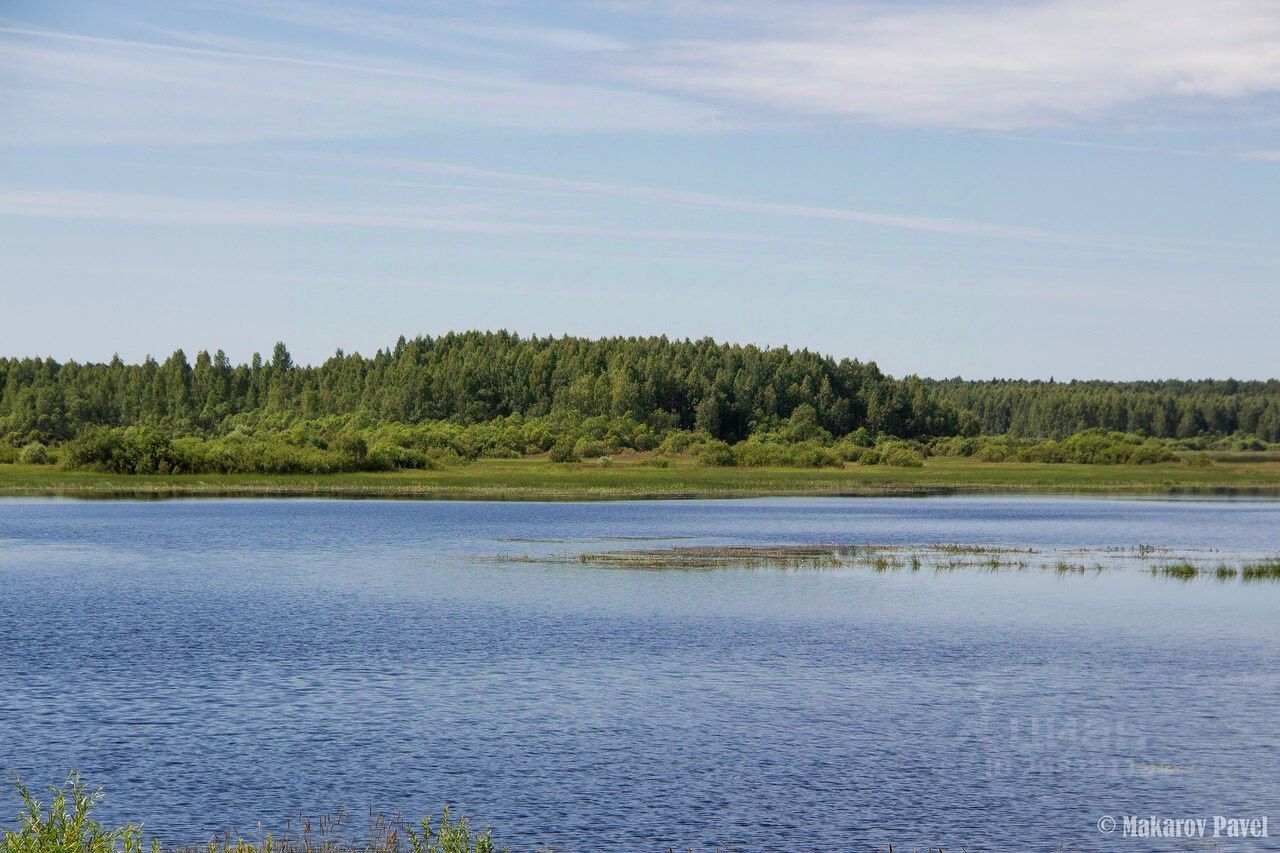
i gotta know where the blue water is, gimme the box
[2,496,1279,852]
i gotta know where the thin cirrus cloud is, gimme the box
[0,23,718,145]
[0,186,801,244]
[356,157,1279,260]
[364,157,1076,243]
[202,0,632,56]
[3,0,1280,147]
[603,0,1280,130]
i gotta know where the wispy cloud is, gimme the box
[202,0,630,56]
[605,0,1280,130]
[103,153,1276,260]
[0,22,717,145]
[4,0,1279,146]
[365,157,1078,243]
[0,186,793,244]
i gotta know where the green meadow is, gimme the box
[3,455,1279,500]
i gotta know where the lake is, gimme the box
[1,496,1278,852]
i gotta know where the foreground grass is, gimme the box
[2,456,1280,500]
[4,775,970,853]
[1,775,502,853]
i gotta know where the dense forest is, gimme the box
[1,332,1275,473]
[0,333,963,443]
[930,377,1280,441]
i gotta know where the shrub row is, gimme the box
[12,415,1216,475]
[930,430,1175,465]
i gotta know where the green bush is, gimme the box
[333,432,368,460]
[729,438,840,467]
[881,447,925,467]
[1,773,150,853]
[781,404,831,443]
[573,438,607,459]
[1177,432,1271,452]
[931,430,1173,466]
[831,441,862,462]
[931,435,979,457]
[1128,441,1174,464]
[39,415,1189,477]
[732,438,789,467]
[62,426,186,475]
[876,438,928,457]
[976,438,1019,462]
[1053,430,1174,464]
[631,429,657,452]
[17,442,52,465]
[547,440,579,463]
[781,440,842,468]
[1,774,506,853]
[658,430,699,454]
[697,440,735,466]
[847,427,874,448]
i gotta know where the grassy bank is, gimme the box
[1,775,502,853]
[3,455,1280,500]
[2,774,966,853]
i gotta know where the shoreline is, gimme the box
[4,457,1280,501]
[5,485,1280,501]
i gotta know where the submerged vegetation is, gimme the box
[1150,559,1280,582]
[1153,561,1201,580]
[493,542,1280,581]
[1,775,503,853]
[1242,560,1280,581]
[2,333,1278,476]
[1153,558,1280,582]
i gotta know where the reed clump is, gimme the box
[1,776,504,853]
[1241,559,1280,581]
[1153,562,1199,580]
[0,773,155,853]
[496,542,1280,583]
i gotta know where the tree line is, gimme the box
[928,377,1280,441]
[0,332,965,445]
[2,333,1277,453]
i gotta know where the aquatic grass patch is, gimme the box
[1132,762,1194,773]
[1153,562,1200,580]
[562,543,1038,572]
[1,776,506,853]
[1241,559,1280,581]
[493,542,1275,583]
[574,544,864,570]
[1147,558,1280,583]
[494,542,1114,576]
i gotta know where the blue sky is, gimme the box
[1,0,1278,379]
